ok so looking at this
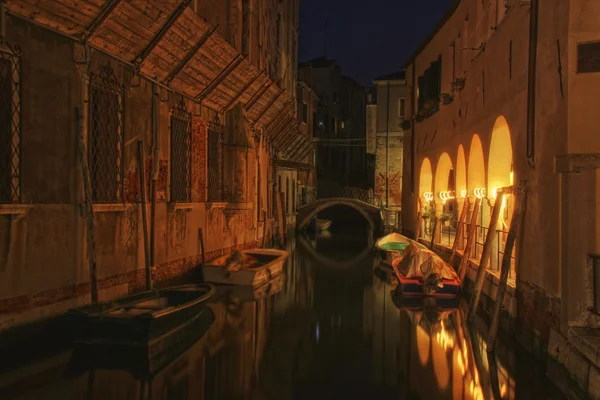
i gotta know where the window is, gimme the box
[207,118,224,202]
[0,47,21,204]
[170,99,192,203]
[89,61,124,203]
[398,98,406,123]
[301,101,308,123]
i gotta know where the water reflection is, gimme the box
[0,232,564,400]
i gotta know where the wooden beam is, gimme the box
[280,126,299,149]
[450,198,470,267]
[429,217,439,250]
[289,137,311,160]
[246,80,274,111]
[255,89,284,125]
[165,24,219,84]
[135,0,193,64]
[267,104,293,137]
[296,142,315,162]
[271,117,294,143]
[468,193,505,321]
[221,70,263,112]
[458,198,481,283]
[83,0,122,41]
[284,136,304,159]
[487,184,527,349]
[196,54,246,102]
[264,100,292,132]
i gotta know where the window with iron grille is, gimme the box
[207,119,224,202]
[0,47,21,204]
[88,61,124,203]
[170,99,192,203]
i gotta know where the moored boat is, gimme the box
[214,273,285,301]
[67,283,216,343]
[67,304,214,379]
[315,218,332,231]
[202,248,289,287]
[375,233,460,299]
[375,232,427,267]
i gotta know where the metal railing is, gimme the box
[420,218,516,280]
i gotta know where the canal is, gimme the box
[0,230,566,399]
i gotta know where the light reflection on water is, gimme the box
[0,232,565,400]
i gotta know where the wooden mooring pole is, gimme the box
[487,184,526,350]
[449,198,469,267]
[468,192,505,321]
[137,140,152,290]
[198,228,206,264]
[458,198,481,283]
[77,107,98,303]
[429,217,438,250]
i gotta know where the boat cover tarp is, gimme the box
[395,242,459,282]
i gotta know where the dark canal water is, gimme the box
[0,229,566,399]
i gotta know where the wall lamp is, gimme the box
[423,192,434,202]
[473,188,487,199]
[439,191,455,204]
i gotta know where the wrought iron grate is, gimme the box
[170,99,192,202]
[0,45,22,204]
[207,118,224,202]
[89,61,124,203]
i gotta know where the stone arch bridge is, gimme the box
[296,187,383,234]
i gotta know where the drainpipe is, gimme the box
[150,84,160,265]
[526,0,539,169]
[385,82,390,209]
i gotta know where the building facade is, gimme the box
[0,0,308,331]
[300,58,370,194]
[372,72,407,210]
[401,0,600,395]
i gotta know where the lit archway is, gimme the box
[488,116,513,196]
[419,158,433,206]
[488,116,516,279]
[467,134,486,194]
[434,153,454,209]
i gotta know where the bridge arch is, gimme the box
[296,198,380,232]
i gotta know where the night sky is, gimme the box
[299,0,454,87]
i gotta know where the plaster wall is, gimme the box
[401,0,579,347]
[0,15,284,330]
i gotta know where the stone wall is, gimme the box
[375,136,403,207]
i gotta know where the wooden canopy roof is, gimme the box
[8,0,306,151]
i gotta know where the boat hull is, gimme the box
[67,306,214,379]
[67,284,215,343]
[396,274,460,299]
[202,249,288,287]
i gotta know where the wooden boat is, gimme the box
[315,218,332,231]
[376,233,460,299]
[67,304,214,379]
[67,283,215,343]
[375,232,427,267]
[202,248,289,287]
[215,273,285,302]
[391,288,459,310]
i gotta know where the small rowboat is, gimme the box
[375,232,428,267]
[67,284,215,343]
[67,305,214,379]
[215,273,285,302]
[315,219,332,232]
[202,248,289,287]
[376,233,460,299]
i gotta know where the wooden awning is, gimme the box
[7,0,291,131]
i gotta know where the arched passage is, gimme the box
[488,116,516,279]
[488,116,513,195]
[434,153,455,245]
[297,198,379,232]
[467,134,486,194]
[419,158,433,206]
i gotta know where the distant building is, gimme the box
[372,71,407,210]
[300,57,370,194]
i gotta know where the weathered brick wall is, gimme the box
[122,158,168,203]
[191,116,207,203]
